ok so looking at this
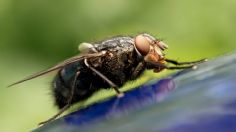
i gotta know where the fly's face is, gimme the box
[134,33,168,63]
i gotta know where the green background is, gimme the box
[0,0,236,131]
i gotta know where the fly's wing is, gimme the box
[8,51,106,87]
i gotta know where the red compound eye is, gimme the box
[134,35,150,56]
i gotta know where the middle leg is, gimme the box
[84,59,123,97]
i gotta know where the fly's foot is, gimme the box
[117,92,124,98]
[192,65,198,69]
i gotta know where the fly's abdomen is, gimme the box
[52,62,99,109]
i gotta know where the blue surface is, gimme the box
[63,78,175,125]
[34,53,236,132]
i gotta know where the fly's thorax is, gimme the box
[86,36,139,68]
[93,36,134,53]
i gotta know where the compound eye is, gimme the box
[134,35,150,56]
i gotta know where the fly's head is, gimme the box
[134,33,168,63]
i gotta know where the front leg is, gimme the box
[146,61,196,71]
[165,58,207,65]
[130,62,146,80]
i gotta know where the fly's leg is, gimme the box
[84,59,124,97]
[146,61,197,71]
[131,62,145,79]
[38,71,80,125]
[166,65,197,69]
[39,104,70,126]
[165,58,207,65]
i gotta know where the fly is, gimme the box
[8,33,207,125]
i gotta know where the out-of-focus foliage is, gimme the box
[0,0,235,131]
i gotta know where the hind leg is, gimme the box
[39,71,80,125]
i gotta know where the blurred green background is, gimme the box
[0,0,236,131]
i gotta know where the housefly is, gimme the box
[9,33,207,125]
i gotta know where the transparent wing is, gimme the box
[8,51,106,87]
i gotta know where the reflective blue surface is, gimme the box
[63,78,175,125]
[35,53,236,132]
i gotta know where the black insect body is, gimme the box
[54,37,143,109]
[9,33,206,125]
